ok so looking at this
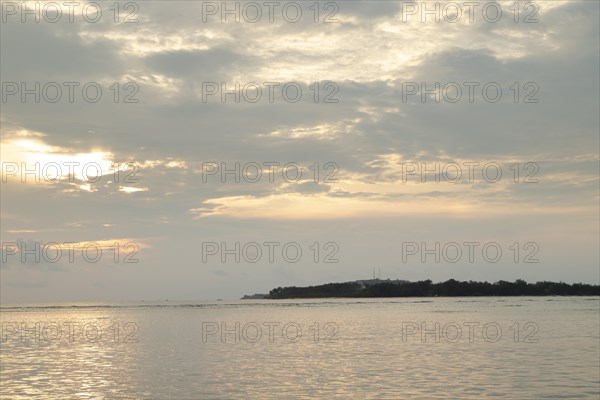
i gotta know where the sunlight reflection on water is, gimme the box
[1,297,599,399]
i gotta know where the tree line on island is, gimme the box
[250,279,600,299]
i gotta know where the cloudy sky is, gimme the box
[1,0,598,303]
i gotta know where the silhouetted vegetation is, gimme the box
[267,279,600,299]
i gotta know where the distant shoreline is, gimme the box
[242,279,600,299]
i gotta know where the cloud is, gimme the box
[1,0,598,301]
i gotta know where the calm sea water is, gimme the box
[1,297,599,399]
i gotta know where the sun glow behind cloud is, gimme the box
[1,131,120,184]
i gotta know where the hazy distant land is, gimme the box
[242,279,600,299]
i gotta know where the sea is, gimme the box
[1,296,599,399]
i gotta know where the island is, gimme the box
[242,279,600,299]
[241,293,268,299]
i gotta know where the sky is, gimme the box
[1,0,599,303]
